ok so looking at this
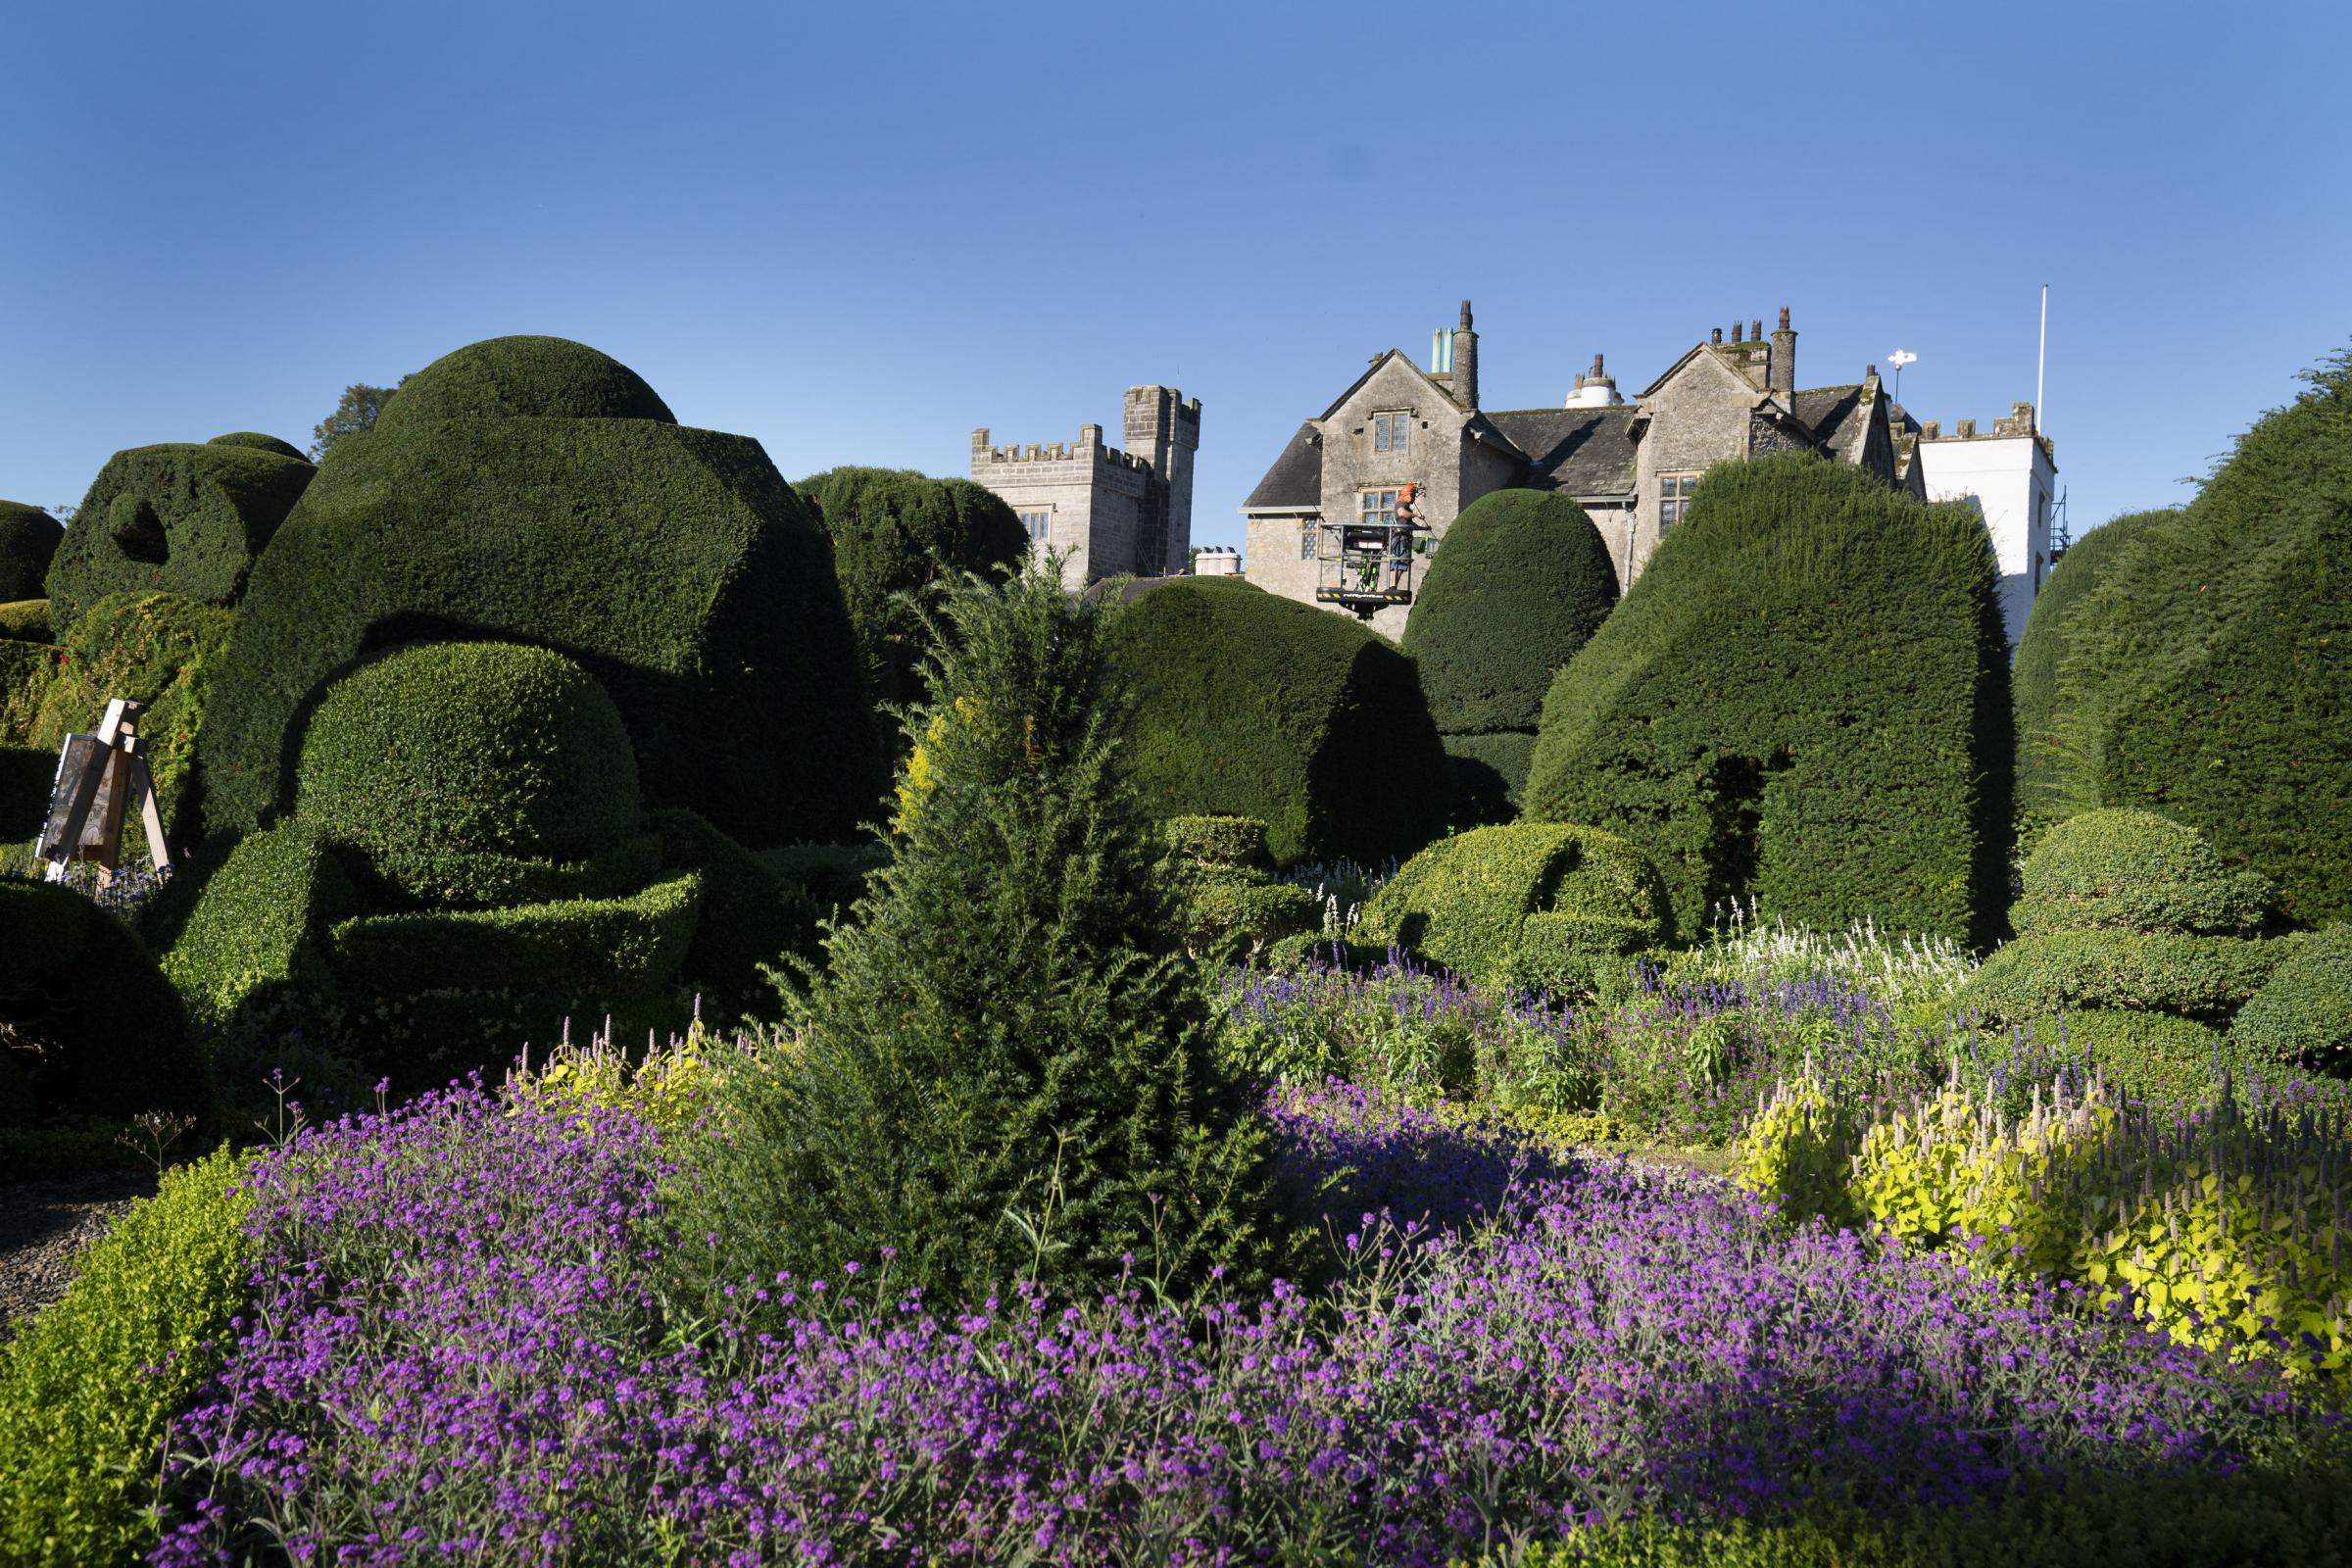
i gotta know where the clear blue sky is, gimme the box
[6,1,2347,557]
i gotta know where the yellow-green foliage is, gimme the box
[0,1146,251,1567]
[508,1018,723,1136]
[1746,1069,2352,1379]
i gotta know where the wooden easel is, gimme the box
[36,698,173,885]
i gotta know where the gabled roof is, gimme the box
[1483,406,1642,496]
[1639,340,1771,400]
[1242,421,1323,512]
[1317,348,1464,421]
[1794,385,1870,461]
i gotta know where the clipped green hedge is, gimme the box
[0,502,63,604]
[157,821,360,1031]
[1505,910,1659,997]
[1442,730,1538,822]
[1161,814,1271,870]
[44,442,312,634]
[28,592,233,847]
[1,641,51,745]
[649,807,818,1020]
[1109,576,1448,865]
[2044,350,2352,924]
[326,871,700,999]
[206,430,307,461]
[1357,821,1669,988]
[1959,930,2293,1024]
[1401,486,1617,730]
[2233,924,2352,1071]
[0,1146,252,1568]
[197,336,881,849]
[2012,808,2273,938]
[0,879,202,1121]
[295,641,642,907]
[796,466,1029,711]
[0,598,53,642]
[2031,1008,2232,1114]
[2011,510,2174,837]
[1525,453,2011,947]
[373,333,675,432]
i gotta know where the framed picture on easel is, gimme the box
[34,696,173,885]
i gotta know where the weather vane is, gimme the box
[1886,349,1917,401]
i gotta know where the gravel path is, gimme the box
[0,1169,155,1341]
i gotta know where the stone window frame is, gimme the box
[1372,411,1412,455]
[1018,508,1052,543]
[1359,488,1400,529]
[1658,472,1700,533]
[1298,517,1320,560]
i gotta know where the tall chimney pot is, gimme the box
[1451,299,1480,410]
[1768,307,1796,399]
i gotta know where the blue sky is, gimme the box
[5,0,2347,557]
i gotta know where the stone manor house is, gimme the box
[1238,302,2058,641]
[969,386,1200,590]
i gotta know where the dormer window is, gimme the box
[1373,412,1411,454]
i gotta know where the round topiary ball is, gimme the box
[374,335,676,434]
[208,431,308,462]
[2013,808,2273,938]
[0,501,64,603]
[296,640,643,906]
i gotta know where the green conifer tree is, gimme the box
[696,558,1285,1307]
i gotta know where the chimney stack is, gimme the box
[1768,306,1796,399]
[1711,326,1724,345]
[1731,320,1743,344]
[1451,299,1479,410]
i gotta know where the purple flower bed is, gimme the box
[155,1080,2324,1567]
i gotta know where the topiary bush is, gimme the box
[294,641,644,908]
[0,641,52,745]
[796,466,1029,712]
[27,591,233,847]
[2010,808,2273,938]
[1440,731,1539,822]
[2233,924,2352,1073]
[156,820,360,1034]
[0,503,63,604]
[685,559,1289,1309]
[649,807,818,1023]
[2010,510,2174,840]
[1400,488,1618,820]
[1960,931,2290,1024]
[0,1145,252,1568]
[206,430,307,461]
[0,599,52,642]
[2033,1008,2235,1114]
[1525,453,2011,948]
[195,335,882,849]
[44,443,312,634]
[1156,815,1315,959]
[1109,575,1448,865]
[1356,821,1670,991]
[2044,349,2352,924]
[0,878,204,1122]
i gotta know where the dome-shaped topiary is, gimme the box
[45,443,313,633]
[2013,808,2273,938]
[1107,576,1447,865]
[1402,489,1619,736]
[196,337,881,849]
[2232,924,2352,1072]
[296,641,643,907]
[0,501,63,603]
[207,431,308,462]
[1525,453,2012,947]
[375,335,676,434]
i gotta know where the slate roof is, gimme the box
[1483,406,1642,497]
[1242,421,1323,511]
[1794,385,1871,463]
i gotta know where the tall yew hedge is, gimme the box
[196,335,882,849]
[2043,348,2352,925]
[1400,488,1618,816]
[1108,576,1447,866]
[1524,453,2010,947]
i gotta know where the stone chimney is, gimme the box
[1731,320,1743,344]
[1450,299,1479,411]
[1769,307,1796,399]
[1566,352,1622,409]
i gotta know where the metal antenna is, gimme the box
[2036,283,2049,429]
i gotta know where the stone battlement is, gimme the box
[1919,402,2053,461]
[970,425,1154,469]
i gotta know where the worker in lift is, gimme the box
[1387,484,1425,592]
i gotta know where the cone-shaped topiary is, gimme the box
[45,444,313,634]
[685,560,1287,1307]
[294,641,643,908]
[196,335,881,849]
[0,503,63,604]
[1108,575,1448,865]
[796,466,1030,713]
[1401,488,1618,816]
[1524,453,2012,947]
[2044,349,2352,924]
